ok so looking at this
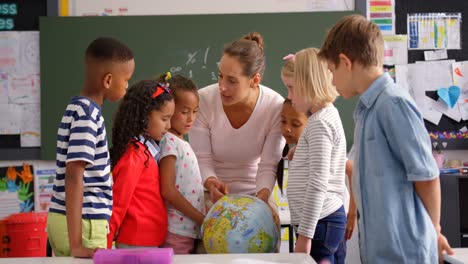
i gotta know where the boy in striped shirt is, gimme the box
[47,37,134,258]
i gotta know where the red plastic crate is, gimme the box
[1,212,48,257]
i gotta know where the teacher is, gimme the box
[189,32,285,207]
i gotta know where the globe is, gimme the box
[201,194,279,254]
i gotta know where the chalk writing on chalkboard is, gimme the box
[170,46,220,85]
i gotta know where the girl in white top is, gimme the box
[286,48,347,262]
[159,73,205,254]
[189,32,284,208]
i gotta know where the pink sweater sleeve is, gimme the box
[255,106,285,193]
[188,95,217,184]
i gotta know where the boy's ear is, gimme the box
[338,53,353,71]
[250,73,261,88]
[102,73,112,89]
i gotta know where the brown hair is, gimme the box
[223,32,266,77]
[319,15,384,68]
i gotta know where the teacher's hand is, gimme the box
[205,177,228,203]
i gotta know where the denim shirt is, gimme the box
[352,73,439,263]
[137,135,161,163]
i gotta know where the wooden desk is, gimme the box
[0,253,315,264]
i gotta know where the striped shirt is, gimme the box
[287,105,347,238]
[49,96,112,220]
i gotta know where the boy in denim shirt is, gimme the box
[318,15,453,263]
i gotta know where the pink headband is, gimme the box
[283,54,295,61]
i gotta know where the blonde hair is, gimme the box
[281,59,295,79]
[294,48,338,104]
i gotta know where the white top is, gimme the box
[287,105,347,238]
[189,83,285,194]
[160,133,205,238]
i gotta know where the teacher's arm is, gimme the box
[256,112,285,203]
[189,98,227,203]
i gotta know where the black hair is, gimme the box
[154,73,198,101]
[276,144,290,193]
[110,80,173,168]
[85,37,134,63]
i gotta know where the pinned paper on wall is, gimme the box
[452,61,468,120]
[404,60,460,123]
[0,165,35,219]
[0,73,8,104]
[18,32,40,76]
[8,73,40,104]
[20,104,40,147]
[0,104,21,134]
[383,35,408,65]
[367,0,395,35]
[0,32,19,73]
[34,167,55,212]
[408,13,461,50]
[424,50,448,61]
[0,31,41,145]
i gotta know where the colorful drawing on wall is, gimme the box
[0,164,34,219]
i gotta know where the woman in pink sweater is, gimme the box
[189,32,284,211]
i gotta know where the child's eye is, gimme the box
[280,120,286,124]
[229,79,236,84]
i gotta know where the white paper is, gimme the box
[420,96,443,125]
[0,72,8,104]
[0,32,19,74]
[0,191,20,219]
[20,104,40,147]
[34,167,55,212]
[460,126,467,132]
[424,50,448,61]
[18,32,40,76]
[8,73,40,104]
[407,60,454,100]
[452,61,468,120]
[395,64,412,95]
[433,98,462,122]
[384,35,408,65]
[0,103,21,134]
[407,60,463,122]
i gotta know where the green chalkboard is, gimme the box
[40,12,357,160]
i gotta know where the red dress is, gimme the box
[107,142,167,248]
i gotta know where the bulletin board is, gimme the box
[394,0,468,149]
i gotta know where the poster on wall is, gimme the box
[0,31,40,146]
[407,13,462,50]
[0,164,34,219]
[367,0,395,35]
